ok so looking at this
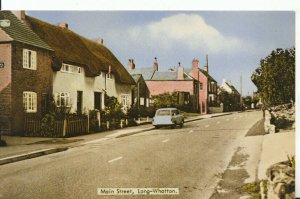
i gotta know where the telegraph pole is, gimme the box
[240,75,243,108]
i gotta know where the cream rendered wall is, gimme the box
[53,68,132,113]
[105,74,132,107]
[53,68,105,113]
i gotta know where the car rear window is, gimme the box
[156,110,171,116]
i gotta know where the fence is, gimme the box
[24,117,88,137]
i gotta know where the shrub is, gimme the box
[0,139,7,147]
[271,115,293,129]
[40,112,56,136]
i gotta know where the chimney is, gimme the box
[177,62,184,80]
[128,59,135,70]
[58,22,68,29]
[192,58,199,77]
[99,38,104,45]
[12,11,26,21]
[153,57,158,71]
[204,54,209,73]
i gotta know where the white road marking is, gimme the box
[226,118,230,121]
[205,125,210,128]
[217,121,220,124]
[188,130,194,133]
[239,116,243,118]
[162,139,170,143]
[108,156,123,163]
[83,138,109,145]
[233,117,237,120]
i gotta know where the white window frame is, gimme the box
[106,65,113,79]
[140,97,145,106]
[146,98,149,107]
[120,94,129,107]
[56,92,71,107]
[23,91,37,113]
[61,63,83,74]
[23,49,37,70]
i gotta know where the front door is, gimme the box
[94,92,102,111]
[77,91,83,114]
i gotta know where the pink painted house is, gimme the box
[128,58,210,114]
[187,59,208,115]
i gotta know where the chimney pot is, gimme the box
[58,22,68,29]
[128,59,135,70]
[12,11,26,21]
[153,57,158,71]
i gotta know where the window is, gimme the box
[121,95,129,107]
[106,73,113,79]
[23,49,37,70]
[106,65,113,79]
[200,82,203,90]
[61,63,83,74]
[56,92,71,107]
[140,97,144,105]
[146,98,149,107]
[23,92,37,112]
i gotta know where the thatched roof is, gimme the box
[25,15,135,84]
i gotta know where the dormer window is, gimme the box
[106,65,113,79]
[23,49,37,70]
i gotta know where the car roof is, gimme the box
[156,108,178,111]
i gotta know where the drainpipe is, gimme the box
[137,82,140,109]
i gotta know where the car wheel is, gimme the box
[171,124,176,129]
[180,121,184,128]
[155,125,160,129]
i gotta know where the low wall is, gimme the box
[208,106,223,113]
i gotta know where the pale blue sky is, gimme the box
[28,11,295,96]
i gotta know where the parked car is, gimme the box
[152,108,184,128]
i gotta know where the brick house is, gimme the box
[0,11,135,135]
[0,11,54,135]
[128,58,200,113]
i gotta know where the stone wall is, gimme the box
[263,103,295,134]
[260,159,295,199]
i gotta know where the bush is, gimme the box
[40,112,56,136]
[271,115,293,129]
[0,139,7,147]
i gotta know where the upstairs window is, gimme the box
[23,91,37,112]
[200,82,203,90]
[106,65,113,79]
[61,63,83,74]
[23,49,37,70]
[56,92,71,107]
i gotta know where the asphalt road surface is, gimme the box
[0,111,262,199]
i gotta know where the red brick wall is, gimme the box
[0,43,12,132]
[10,42,53,134]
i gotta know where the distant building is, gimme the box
[128,59,150,108]
[128,58,209,114]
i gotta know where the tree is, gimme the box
[218,90,241,112]
[251,47,295,106]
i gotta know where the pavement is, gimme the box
[0,112,233,165]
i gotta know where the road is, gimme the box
[0,111,262,199]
